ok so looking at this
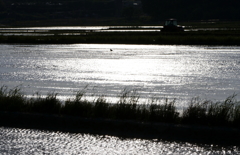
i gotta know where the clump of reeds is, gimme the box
[1,85,240,128]
[26,92,62,114]
[149,98,179,123]
[111,88,141,120]
[0,86,25,111]
[62,88,93,117]
[182,94,240,127]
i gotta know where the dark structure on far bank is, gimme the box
[161,19,184,32]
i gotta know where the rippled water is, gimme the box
[1,44,240,107]
[0,127,238,154]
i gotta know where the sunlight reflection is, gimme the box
[1,44,240,108]
[1,127,238,154]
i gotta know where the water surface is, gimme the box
[0,44,240,107]
[0,127,238,154]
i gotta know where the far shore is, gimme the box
[0,27,240,45]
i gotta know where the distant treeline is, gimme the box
[141,0,240,21]
[0,0,120,21]
[0,0,240,25]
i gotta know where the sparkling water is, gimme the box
[1,44,240,107]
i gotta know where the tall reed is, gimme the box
[0,86,25,111]
[149,98,179,123]
[27,92,62,114]
[62,88,93,117]
[182,94,240,126]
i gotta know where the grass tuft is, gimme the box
[27,92,62,114]
[62,87,93,117]
[149,98,179,123]
[0,86,25,111]
[182,94,240,126]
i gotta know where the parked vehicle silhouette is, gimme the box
[161,19,184,32]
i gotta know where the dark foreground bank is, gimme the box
[1,111,240,147]
[1,86,240,146]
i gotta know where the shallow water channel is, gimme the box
[0,127,239,154]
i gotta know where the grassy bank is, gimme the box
[1,30,240,45]
[1,86,240,128]
[1,86,240,145]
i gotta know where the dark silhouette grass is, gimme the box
[1,86,240,127]
[1,85,240,146]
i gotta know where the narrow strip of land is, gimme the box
[1,111,240,146]
[1,30,240,45]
